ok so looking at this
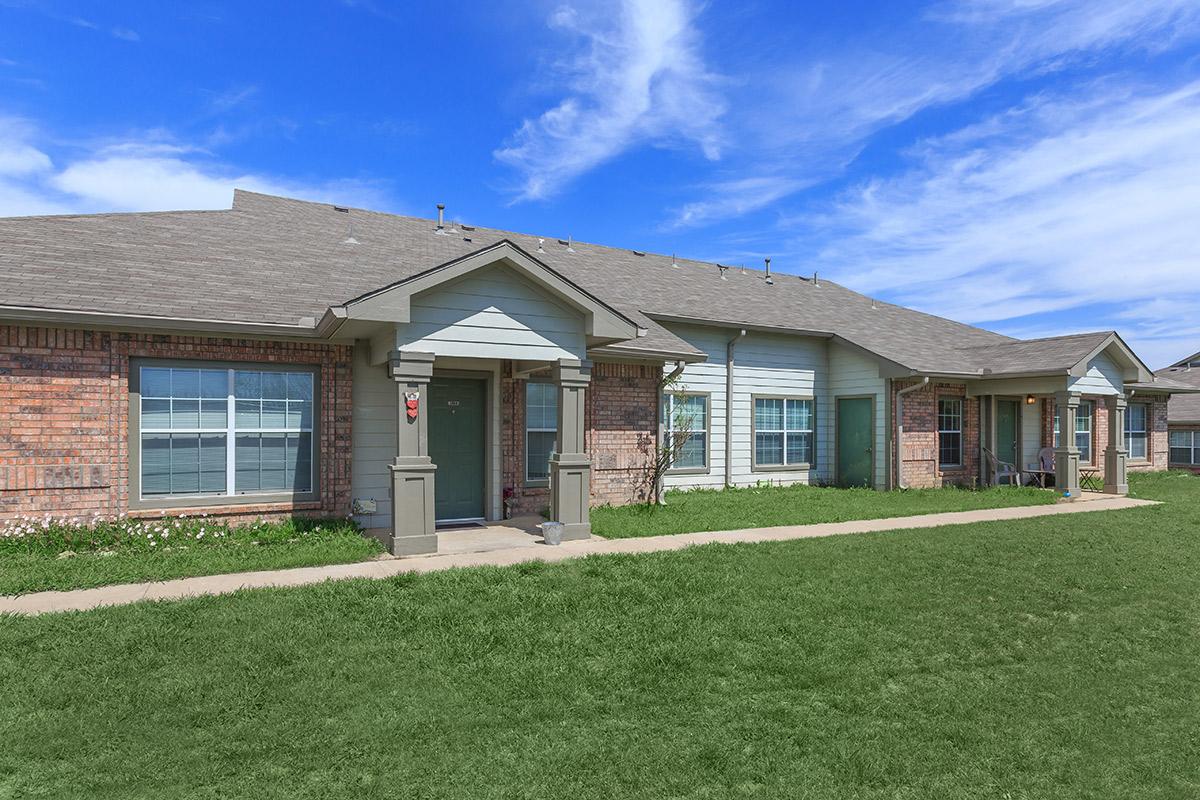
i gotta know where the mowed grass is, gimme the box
[0,518,381,596]
[592,481,1056,538]
[1,472,1197,798]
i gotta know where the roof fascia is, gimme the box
[1070,332,1152,382]
[0,305,323,341]
[337,240,642,341]
[588,344,708,364]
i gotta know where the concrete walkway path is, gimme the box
[1,495,1155,616]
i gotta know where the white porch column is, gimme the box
[549,358,592,541]
[1054,391,1081,498]
[1103,394,1128,495]
[387,350,438,556]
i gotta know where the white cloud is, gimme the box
[665,0,1200,227]
[805,80,1200,368]
[0,121,391,217]
[494,0,725,201]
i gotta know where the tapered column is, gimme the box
[1103,394,1128,495]
[387,350,438,556]
[549,358,591,541]
[1054,391,1081,498]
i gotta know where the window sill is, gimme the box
[751,463,813,473]
[523,481,550,490]
[666,466,711,476]
[129,492,320,513]
[128,499,324,518]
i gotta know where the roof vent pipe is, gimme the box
[764,257,773,285]
[813,271,820,286]
[435,203,446,235]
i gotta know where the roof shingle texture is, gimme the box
[1154,367,1200,422]
[0,190,1125,374]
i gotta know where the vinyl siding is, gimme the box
[396,263,586,362]
[660,324,831,490]
[828,342,888,489]
[350,346,397,529]
[1021,399,1044,470]
[1068,351,1123,396]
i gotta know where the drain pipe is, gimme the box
[726,329,747,488]
[894,377,929,489]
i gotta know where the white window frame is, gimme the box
[663,392,709,473]
[752,395,815,469]
[1125,402,1149,461]
[524,382,557,485]
[1053,400,1095,463]
[134,362,317,508]
[937,397,963,468]
[1170,430,1199,466]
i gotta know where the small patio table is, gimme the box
[1025,467,1053,489]
[1079,467,1103,492]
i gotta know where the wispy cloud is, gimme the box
[494,0,725,201]
[804,80,1200,368]
[665,0,1200,227]
[0,118,391,216]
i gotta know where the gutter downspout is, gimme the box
[726,329,747,488]
[894,377,930,489]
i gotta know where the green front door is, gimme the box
[837,397,874,487]
[996,399,1019,469]
[428,377,486,521]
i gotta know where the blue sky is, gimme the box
[2,1,1198,368]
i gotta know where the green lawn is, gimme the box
[592,481,1056,538]
[2,472,1197,798]
[0,516,381,596]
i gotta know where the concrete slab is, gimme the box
[0,495,1157,616]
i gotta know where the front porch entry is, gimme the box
[978,390,1128,498]
[428,375,487,523]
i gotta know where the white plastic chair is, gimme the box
[984,447,1021,486]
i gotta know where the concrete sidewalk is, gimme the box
[1,495,1156,616]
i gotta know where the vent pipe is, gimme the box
[813,271,820,286]
[764,257,773,285]
[435,203,446,234]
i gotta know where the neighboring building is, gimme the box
[0,191,1191,555]
[1155,352,1200,474]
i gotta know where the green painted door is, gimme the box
[996,399,1019,468]
[429,377,486,521]
[837,397,874,487]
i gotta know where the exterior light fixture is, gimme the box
[1026,394,1036,405]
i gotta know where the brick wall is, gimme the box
[892,380,980,488]
[500,360,660,514]
[0,325,352,523]
[1042,394,1170,475]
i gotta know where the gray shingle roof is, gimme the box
[1152,367,1200,422]
[0,190,1155,376]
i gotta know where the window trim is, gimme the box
[751,394,816,472]
[662,391,711,475]
[1125,402,1150,463]
[1053,399,1096,464]
[523,380,556,488]
[129,358,321,510]
[1170,429,1200,466]
[937,395,964,470]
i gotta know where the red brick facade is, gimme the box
[501,360,660,514]
[1040,395,1170,475]
[892,380,981,488]
[0,325,352,523]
